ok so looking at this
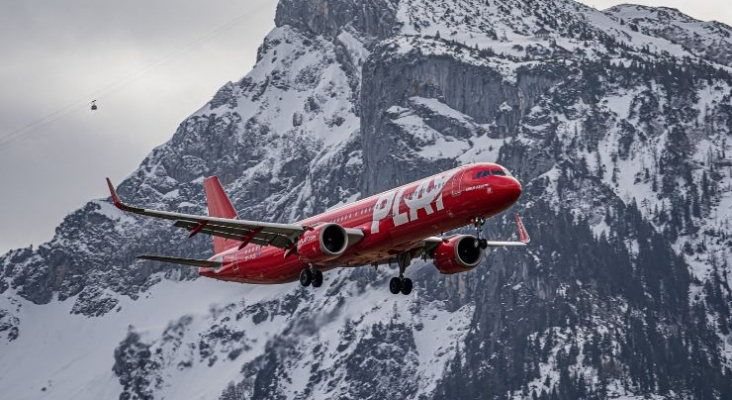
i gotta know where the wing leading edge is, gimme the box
[106,178,307,249]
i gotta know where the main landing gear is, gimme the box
[473,217,488,250]
[389,252,413,296]
[300,265,323,288]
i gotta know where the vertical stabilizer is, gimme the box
[203,176,239,253]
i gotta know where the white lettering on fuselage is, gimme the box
[371,171,458,234]
[392,186,409,227]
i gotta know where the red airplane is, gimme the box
[106,162,529,295]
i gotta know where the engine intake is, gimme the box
[297,223,348,262]
[432,235,483,274]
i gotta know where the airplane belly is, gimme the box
[228,249,308,284]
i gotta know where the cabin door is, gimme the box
[451,169,466,197]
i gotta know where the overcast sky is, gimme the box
[0,0,729,254]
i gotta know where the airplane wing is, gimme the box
[483,240,527,247]
[106,179,307,249]
[484,214,531,247]
[413,213,531,254]
[137,255,222,268]
[420,236,445,254]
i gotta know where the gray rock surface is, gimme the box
[2,0,732,399]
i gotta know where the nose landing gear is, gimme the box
[473,217,488,249]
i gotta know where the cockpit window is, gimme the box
[474,168,513,179]
[474,171,491,179]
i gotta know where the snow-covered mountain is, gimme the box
[605,4,732,65]
[2,0,732,399]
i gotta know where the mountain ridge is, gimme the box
[2,0,732,399]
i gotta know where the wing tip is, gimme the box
[516,213,531,244]
[106,178,122,208]
[106,178,143,213]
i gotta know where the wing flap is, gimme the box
[173,220,293,248]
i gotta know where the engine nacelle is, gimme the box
[432,235,483,274]
[297,223,348,263]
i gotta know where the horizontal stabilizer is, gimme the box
[137,255,221,268]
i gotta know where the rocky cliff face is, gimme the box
[605,4,732,66]
[2,0,732,399]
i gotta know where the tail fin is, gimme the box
[203,176,239,253]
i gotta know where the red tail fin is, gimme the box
[203,177,239,254]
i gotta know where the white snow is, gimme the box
[1,261,477,400]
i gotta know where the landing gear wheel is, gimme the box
[389,277,403,294]
[299,269,313,287]
[400,278,413,295]
[388,252,414,295]
[312,270,323,288]
[478,238,488,250]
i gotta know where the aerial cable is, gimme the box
[0,106,88,151]
[0,7,265,151]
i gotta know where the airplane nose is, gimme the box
[488,176,522,209]
[505,177,522,203]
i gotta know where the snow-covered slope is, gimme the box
[606,4,732,65]
[1,265,472,400]
[2,0,732,399]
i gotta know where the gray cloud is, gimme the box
[0,0,729,254]
[0,0,278,253]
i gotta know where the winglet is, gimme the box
[516,213,530,244]
[106,178,143,213]
[106,178,122,208]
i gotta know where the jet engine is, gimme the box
[297,223,348,262]
[432,235,483,274]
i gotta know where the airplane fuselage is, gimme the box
[202,163,522,284]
